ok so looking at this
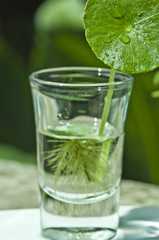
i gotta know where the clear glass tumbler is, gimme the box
[29,67,134,240]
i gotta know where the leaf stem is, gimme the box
[98,67,116,136]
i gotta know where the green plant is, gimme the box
[83,0,159,183]
[84,0,159,137]
[82,0,159,183]
[44,126,113,183]
[42,0,159,185]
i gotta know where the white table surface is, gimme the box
[1,206,159,240]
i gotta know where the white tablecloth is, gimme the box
[1,206,159,240]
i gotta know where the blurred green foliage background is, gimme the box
[0,0,159,184]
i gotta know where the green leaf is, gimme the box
[83,0,159,74]
[69,124,94,136]
[43,124,95,138]
[42,124,94,138]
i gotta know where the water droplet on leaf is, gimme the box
[105,52,109,57]
[104,37,112,43]
[112,61,115,66]
[119,35,130,44]
[137,12,142,17]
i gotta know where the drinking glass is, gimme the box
[29,67,134,240]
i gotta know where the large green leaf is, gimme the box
[84,0,159,73]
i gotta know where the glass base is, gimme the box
[40,187,119,240]
[42,227,116,240]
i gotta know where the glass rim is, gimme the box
[29,66,134,88]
